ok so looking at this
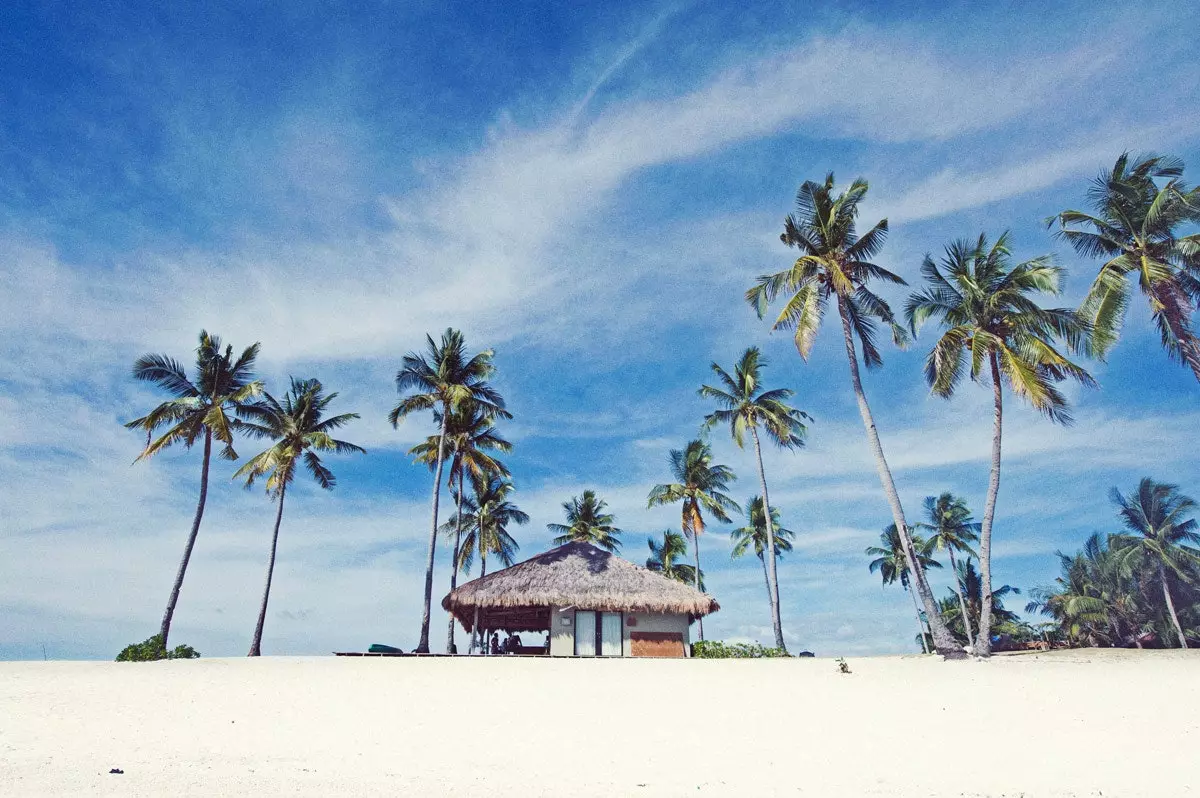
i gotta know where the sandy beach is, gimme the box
[0,649,1196,796]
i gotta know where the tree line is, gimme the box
[124,152,1200,658]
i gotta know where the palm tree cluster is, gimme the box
[1028,479,1200,649]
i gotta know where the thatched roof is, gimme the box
[442,542,719,630]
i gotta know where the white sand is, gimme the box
[1,649,1197,796]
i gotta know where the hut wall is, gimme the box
[548,606,575,657]
[623,612,691,657]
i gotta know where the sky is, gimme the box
[1,0,1198,660]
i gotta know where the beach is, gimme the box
[1,649,1196,796]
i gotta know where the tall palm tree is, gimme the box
[456,474,527,653]
[647,439,738,641]
[866,525,943,654]
[937,559,1021,648]
[730,496,795,613]
[646,530,702,590]
[700,347,806,651]
[125,331,262,648]
[1049,152,1200,380]
[548,491,623,552]
[389,328,508,653]
[411,403,512,653]
[234,378,364,656]
[914,493,980,649]
[906,233,1093,655]
[1109,479,1200,648]
[747,174,963,658]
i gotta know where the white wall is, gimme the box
[622,611,691,657]
[548,606,575,656]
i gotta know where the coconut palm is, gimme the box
[938,559,1020,648]
[456,474,527,653]
[866,525,943,654]
[411,403,512,653]
[907,233,1094,655]
[1049,152,1200,379]
[125,331,262,648]
[1108,479,1200,648]
[389,328,509,653]
[647,439,738,641]
[914,493,980,649]
[700,347,806,651]
[646,530,702,590]
[234,378,364,656]
[747,174,963,658]
[548,491,622,553]
[730,496,795,613]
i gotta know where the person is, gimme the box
[506,632,520,654]
[544,632,550,654]
[489,632,500,656]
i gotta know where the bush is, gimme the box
[692,640,789,658]
[116,634,201,662]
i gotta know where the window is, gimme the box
[574,610,596,656]
[574,610,624,656]
[601,612,622,656]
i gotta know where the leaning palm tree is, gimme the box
[389,328,509,653]
[456,474,527,653]
[747,174,963,658]
[234,378,364,656]
[647,439,738,641]
[730,496,795,613]
[914,493,980,649]
[906,233,1093,655]
[866,524,943,654]
[646,530,701,590]
[125,331,262,648]
[548,490,623,553]
[1049,152,1200,380]
[1108,479,1200,648]
[700,347,806,651]
[411,403,512,653]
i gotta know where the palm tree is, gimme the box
[456,474,527,653]
[1109,479,1200,648]
[234,378,364,656]
[1049,152,1200,380]
[647,439,739,641]
[907,234,1094,655]
[730,496,795,613]
[700,347,806,651]
[411,403,512,653]
[747,174,963,658]
[125,331,262,648]
[548,491,623,552]
[866,525,943,654]
[938,559,1021,648]
[389,328,508,653]
[914,493,980,649]
[646,530,701,590]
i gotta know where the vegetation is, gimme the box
[692,640,789,658]
[913,494,980,649]
[549,490,623,552]
[125,331,262,649]
[234,378,364,656]
[646,530,702,590]
[747,174,965,659]
[647,439,738,640]
[116,634,200,662]
[700,347,807,652]
[907,233,1092,655]
[455,473,528,653]
[730,496,795,614]
[866,525,942,654]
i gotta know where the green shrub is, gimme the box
[116,634,200,662]
[691,640,789,658]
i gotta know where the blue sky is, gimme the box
[2,0,1199,659]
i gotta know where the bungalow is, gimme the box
[441,541,719,657]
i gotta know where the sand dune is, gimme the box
[1,649,1197,796]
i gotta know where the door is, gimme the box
[574,610,596,656]
[600,612,623,657]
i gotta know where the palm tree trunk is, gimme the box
[758,554,773,609]
[415,412,449,654]
[159,428,212,649]
[691,516,704,641]
[836,298,963,658]
[948,550,974,649]
[478,549,489,654]
[446,465,464,654]
[907,584,929,654]
[248,482,287,657]
[749,426,786,652]
[975,352,1004,657]
[1159,563,1188,649]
